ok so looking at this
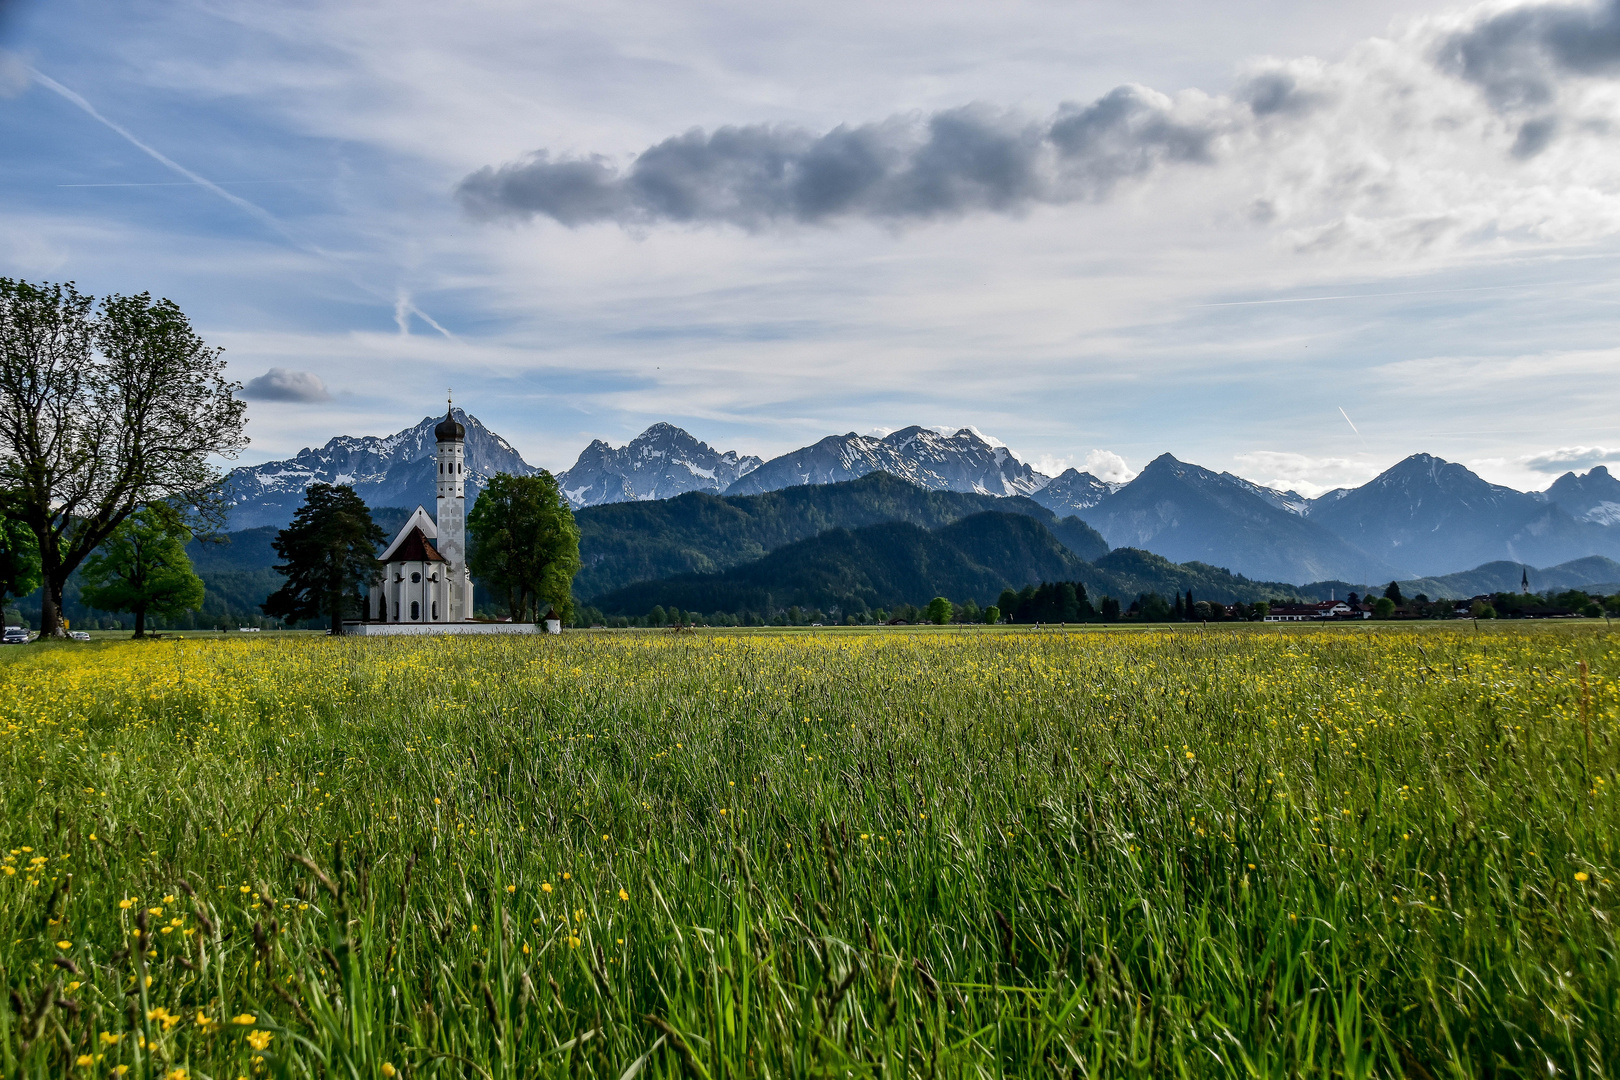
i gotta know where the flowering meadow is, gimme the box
[0,624,1615,1078]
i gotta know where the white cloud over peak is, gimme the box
[1084,449,1135,484]
[1232,451,1382,497]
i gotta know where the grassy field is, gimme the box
[0,624,1614,1079]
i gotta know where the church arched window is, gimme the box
[411,601,420,620]
[411,572,421,583]
[431,602,438,620]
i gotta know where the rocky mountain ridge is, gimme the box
[223,415,1620,584]
[224,410,536,530]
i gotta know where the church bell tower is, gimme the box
[434,399,471,620]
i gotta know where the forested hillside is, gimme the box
[591,511,1305,620]
[574,472,1108,599]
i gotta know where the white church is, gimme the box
[343,405,555,636]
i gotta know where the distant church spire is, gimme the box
[1522,565,1530,594]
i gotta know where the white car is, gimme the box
[1,626,29,644]
[68,631,91,642]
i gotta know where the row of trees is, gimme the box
[0,279,246,636]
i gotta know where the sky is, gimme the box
[3,0,1620,496]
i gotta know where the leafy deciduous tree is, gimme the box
[263,484,384,634]
[0,280,247,636]
[80,504,204,637]
[466,472,581,623]
[925,596,952,625]
[0,493,41,618]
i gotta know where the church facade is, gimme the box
[368,408,473,624]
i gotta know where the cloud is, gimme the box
[1083,449,1134,484]
[455,0,1620,250]
[1437,0,1620,111]
[1518,444,1620,472]
[242,367,333,403]
[457,91,1232,229]
[1232,451,1380,497]
[0,50,26,99]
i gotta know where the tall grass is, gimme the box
[0,623,1614,1078]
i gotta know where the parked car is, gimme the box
[1,626,30,644]
[68,631,91,642]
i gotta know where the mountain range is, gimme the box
[224,410,536,530]
[223,414,1620,585]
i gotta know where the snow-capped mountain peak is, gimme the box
[224,410,538,529]
[726,425,1048,498]
[556,424,762,507]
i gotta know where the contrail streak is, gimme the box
[1193,280,1585,308]
[31,68,455,340]
[57,179,327,188]
[1338,406,1368,450]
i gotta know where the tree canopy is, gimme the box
[0,280,246,635]
[80,504,205,637]
[263,484,384,634]
[467,472,581,623]
[0,492,40,615]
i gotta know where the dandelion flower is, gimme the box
[76,1054,94,1067]
[231,1013,257,1025]
[382,1065,397,1078]
[618,888,629,901]
[1576,871,1590,882]
[246,1030,273,1052]
[56,940,71,949]
[505,885,516,894]
[542,883,552,893]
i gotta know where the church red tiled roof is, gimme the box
[389,527,445,563]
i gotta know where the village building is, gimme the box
[344,403,546,636]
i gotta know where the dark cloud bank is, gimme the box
[243,368,331,403]
[457,0,1620,230]
[457,88,1228,229]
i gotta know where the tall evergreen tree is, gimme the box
[467,471,581,623]
[80,504,205,637]
[263,484,384,634]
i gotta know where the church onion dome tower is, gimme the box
[435,406,466,443]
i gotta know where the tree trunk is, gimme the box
[133,606,146,639]
[38,574,66,638]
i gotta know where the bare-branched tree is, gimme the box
[0,279,248,637]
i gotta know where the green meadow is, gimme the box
[0,623,1614,1078]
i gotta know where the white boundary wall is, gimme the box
[341,622,541,637]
